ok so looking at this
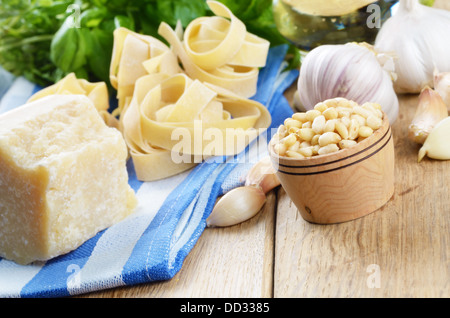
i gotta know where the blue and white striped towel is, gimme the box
[0,45,298,298]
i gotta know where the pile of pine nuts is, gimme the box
[272,98,384,158]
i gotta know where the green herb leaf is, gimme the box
[114,15,135,30]
[1,0,299,87]
[156,0,208,27]
[50,16,87,72]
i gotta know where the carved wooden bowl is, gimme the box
[269,113,394,224]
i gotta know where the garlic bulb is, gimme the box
[206,186,266,227]
[297,42,399,124]
[375,0,450,94]
[434,71,450,112]
[408,86,448,144]
[418,116,450,162]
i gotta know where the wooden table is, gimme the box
[82,1,450,298]
[81,90,449,299]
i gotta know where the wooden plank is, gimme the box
[81,191,277,298]
[82,0,449,298]
[435,0,450,10]
[273,94,450,297]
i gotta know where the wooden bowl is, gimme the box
[268,113,394,224]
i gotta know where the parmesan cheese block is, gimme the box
[0,95,137,264]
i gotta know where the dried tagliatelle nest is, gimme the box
[106,0,272,181]
[272,97,384,158]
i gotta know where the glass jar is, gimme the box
[273,0,399,52]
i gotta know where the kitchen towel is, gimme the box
[0,45,298,298]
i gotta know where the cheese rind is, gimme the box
[0,95,137,264]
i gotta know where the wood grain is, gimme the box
[270,112,395,224]
[274,94,449,297]
[81,191,276,298]
[435,0,450,10]
[80,0,449,298]
[83,94,448,299]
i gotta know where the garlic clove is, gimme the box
[418,116,450,162]
[244,156,280,194]
[408,86,448,144]
[206,186,266,227]
[433,71,450,113]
